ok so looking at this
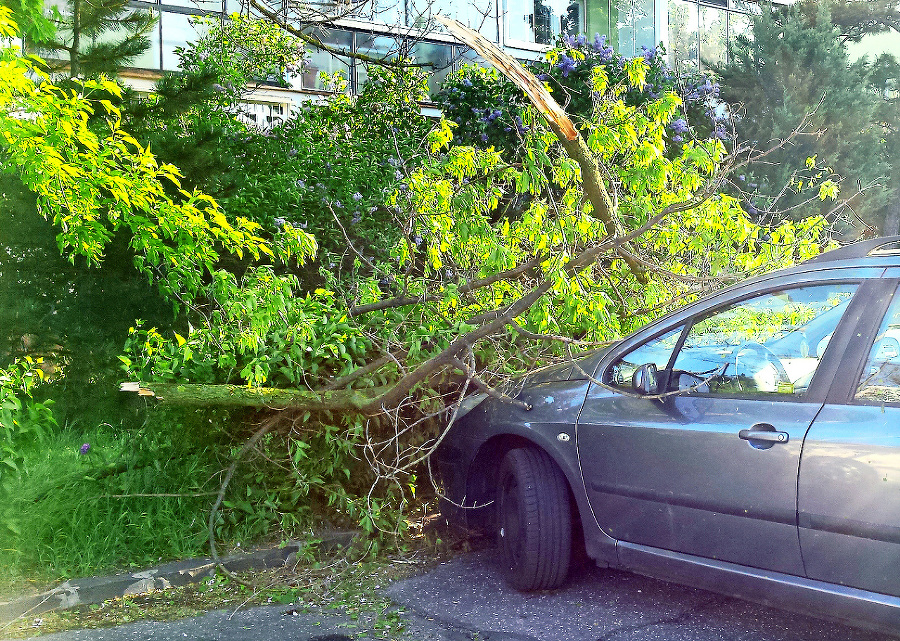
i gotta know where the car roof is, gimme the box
[801,236,900,266]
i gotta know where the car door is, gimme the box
[577,281,861,576]
[798,279,900,597]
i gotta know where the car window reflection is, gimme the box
[608,284,858,396]
[857,287,900,403]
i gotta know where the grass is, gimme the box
[0,418,225,588]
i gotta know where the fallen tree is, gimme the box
[2,10,846,542]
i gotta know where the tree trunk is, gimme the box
[120,381,391,411]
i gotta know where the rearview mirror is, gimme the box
[632,363,659,395]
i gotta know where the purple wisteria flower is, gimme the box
[514,115,527,135]
[592,34,614,61]
[557,55,577,78]
[80,443,90,455]
[669,118,689,135]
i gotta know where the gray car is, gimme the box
[435,236,900,636]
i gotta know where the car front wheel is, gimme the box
[496,447,572,590]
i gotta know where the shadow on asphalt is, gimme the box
[385,550,899,641]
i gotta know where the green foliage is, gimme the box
[715,0,898,231]
[0,357,54,488]
[27,0,156,77]
[436,65,532,153]
[177,14,306,100]
[121,274,373,388]
[0,10,316,304]
[0,177,177,429]
[437,36,722,159]
[0,411,222,578]
[0,0,54,43]
[128,23,431,284]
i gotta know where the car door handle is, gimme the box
[739,428,789,443]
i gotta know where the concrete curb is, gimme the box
[0,530,357,624]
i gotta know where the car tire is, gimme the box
[496,447,572,591]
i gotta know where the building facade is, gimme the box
[89,0,790,113]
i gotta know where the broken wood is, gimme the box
[435,15,645,282]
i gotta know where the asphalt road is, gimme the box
[12,550,898,641]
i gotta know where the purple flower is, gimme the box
[537,73,550,81]
[462,78,473,87]
[557,55,577,78]
[514,115,527,135]
[669,118,689,135]
[351,212,361,224]
[352,192,362,201]
[480,133,489,143]
[274,217,287,227]
[641,45,657,63]
[80,443,90,455]
[592,34,614,60]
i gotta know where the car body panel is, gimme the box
[800,403,900,597]
[577,388,816,575]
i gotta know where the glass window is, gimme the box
[300,27,352,91]
[162,0,223,11]
[409,41,453,97]
[671,284,857,395]
[408,0,498,39]
[366,0,404,26]
[161,11,211,70]
[614,0,654,58]
[728,7,752,44]
[131,10,162,70]
[699,4,726,69]
[668,0,698,73]
[608,326,684,388]
[456,46,488,68]
[356,33,402,89]
[857,288,900,403]
[505,0,583,47]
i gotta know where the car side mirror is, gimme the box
[632,363,659,395]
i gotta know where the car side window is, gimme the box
[856,287,900,403]
[608,326,684,389]
[670,284,857,396]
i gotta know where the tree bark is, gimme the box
[120,381,391,410]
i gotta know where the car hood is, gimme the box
[521,343,616,384]
[453,342,618,421]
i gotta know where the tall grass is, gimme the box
[0,421,219,582]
